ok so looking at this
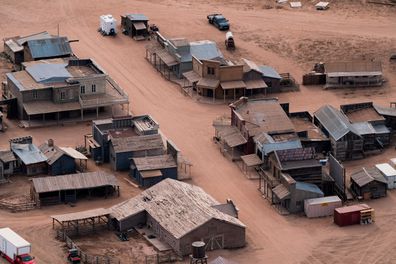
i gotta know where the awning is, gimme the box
[141,170,163,179]
[156,49,178,67]
[272,184,290,200]
[183,71,201,83]
[24,100,80,115]
[60,147,88,160]
[219,126,247,148]
[241,154,263,167]
[197,78,220,89]
[133,22,147,31]
[245,79,267,89]
[220,80,246,90]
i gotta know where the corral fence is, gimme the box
[56,231,121,264]
[0,199,36,212]
[144,252,180,264]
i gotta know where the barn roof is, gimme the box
[32,171,118,193]
[26,37,72,59]
[11,143,47,165]
[111,134,164,153]
[314,105,360,140]
[110,179,245,239]
[230,97,295,137]
[351,167,387,187]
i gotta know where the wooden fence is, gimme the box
[144,252,180,264]
[0,199,36,212]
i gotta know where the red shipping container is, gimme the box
[334,204,370,227]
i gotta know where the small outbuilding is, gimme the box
[10,136,47,176]
[39,139,76,176]
[121,14,149,40]
[350,167,387,199]
[0,150,16,180]
[130,154,178,187]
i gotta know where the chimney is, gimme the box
[48,139,54,147]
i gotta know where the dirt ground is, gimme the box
[0,0,395,263]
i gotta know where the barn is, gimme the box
[110,179,245,256]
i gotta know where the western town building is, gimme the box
[350,167,387,199]
[324,61,383,88]
[146,34,224,80]
[9,136,47,176]
[121,14,149,40]
[314,105,363,161]
[3,31,72,65]
[4,58,129,126]
[39,139,77,176]
[110,179,245,256]
[0,150,16,182]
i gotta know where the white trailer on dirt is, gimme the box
[99,14,117,36]
[0,228,35,264]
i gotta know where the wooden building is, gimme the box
[0,150,16,182]
[350,167,387,199]
[314,105,363,161]
[341,102,390,151]
[39,139,76,176]
[130,154,178,187]
[374,104,396,130]
[324,61,383,88]
[31,171,119,206]
[121,14,149,40]
[109,134,165,171]
[110,179,245,256]
[10,136,47,176]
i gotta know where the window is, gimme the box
[32,90,38,99]
[80,85,85,94]
[296,201,302,206]
[60,91,66,100]
[207,67,215,75]
[92,84,96,93]
[3,162,9,170]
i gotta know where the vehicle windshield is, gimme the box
[21,255,33,261]
[217,17,226,23]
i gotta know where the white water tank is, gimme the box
[100,14,117,35]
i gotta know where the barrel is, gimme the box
[192,241,206,258]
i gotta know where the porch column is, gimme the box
[57,112,60,125]
[81,109,83,121]
[234,88,236,100]
[223,89,225,102]
[96,107,99,119]
[213,89,215,102]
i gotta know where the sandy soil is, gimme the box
[0,0,395,263]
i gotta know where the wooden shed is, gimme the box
[121,14,149,40]
[350,167,387,199]
[31,171,119,206]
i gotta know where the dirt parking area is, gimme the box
[0,0,395,263]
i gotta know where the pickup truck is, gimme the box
[207,14,230,30]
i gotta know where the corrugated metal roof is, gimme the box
[295,182,324,195]
[305,195,341,206]
[220,80,246,90]
[351,167,387,187]
[0,228,31,248]
[26,37,72,59]
[373,124,390,134]
[111,134,164,153]
[244,79,267,89]
[325,61,382,74]
[351,122,376,135]
[51,208,110,223]
[11,143,47,165]
[133,154,177,171]
[60,147,88,160]
[254,132,302,155]
[15,31,51,45]
[209,257,238,264]
[314,105,359,140]
[25,63,71,84]
[39,143,66,165]
[190,40,223,61]
[126,14,149,21]
[272,184,291,200]
[0,150,16,163]
[258,65,281,79]
[32,171,118,193]
[375,163,396,177]
[374,104,396,117]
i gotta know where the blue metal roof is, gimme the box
[295,182,324,195]
[26,37,72,59]
[258,65,281,79]
[26,63,71,83]
[190,40,223,62]
[11,143,47,165]
[126,14,149,21]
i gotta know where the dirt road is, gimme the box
[0,0,395,263]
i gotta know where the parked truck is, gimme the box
[0,228,36,264]
[207,14,230,30]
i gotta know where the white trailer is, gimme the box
[99,15,117,36]
[304,196,342,218]
[375,163,396,189]
[0,228,32,262]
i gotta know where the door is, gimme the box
[203,234,224,251]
